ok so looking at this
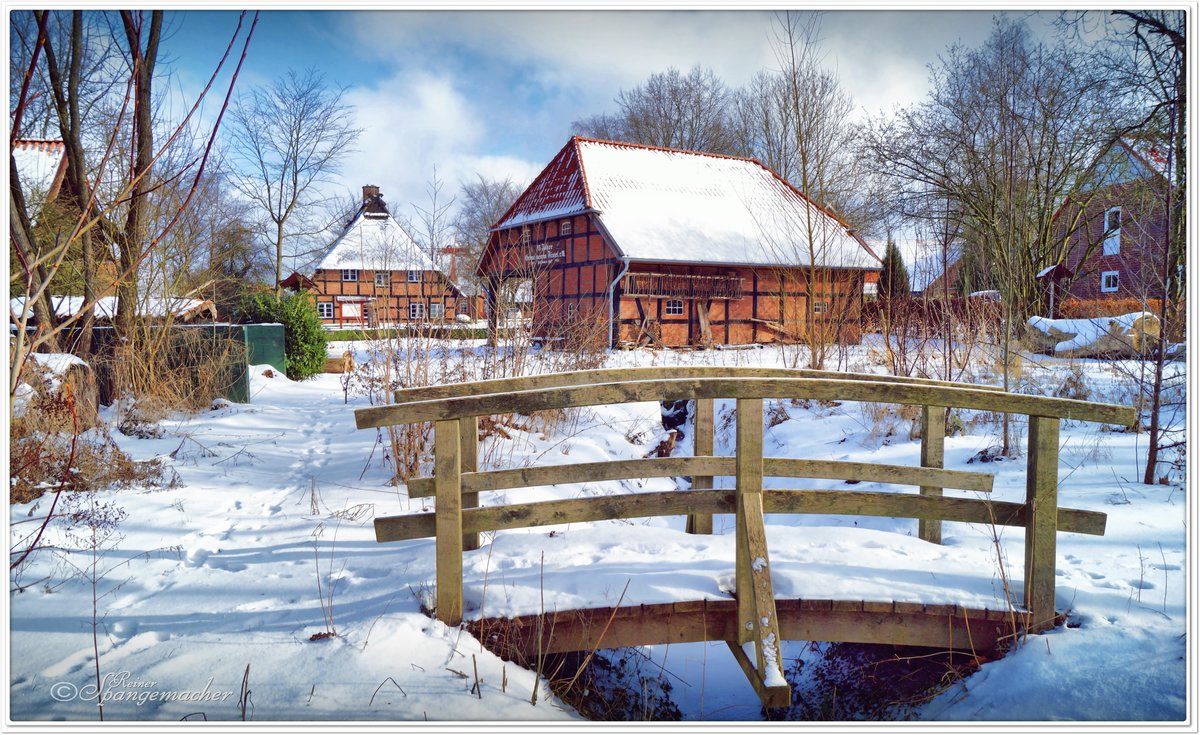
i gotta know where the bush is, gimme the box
[234,291,327,380]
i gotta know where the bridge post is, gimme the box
[434,418,464,626]
[918,405,946,544]
[1024,415,1060,633]
[735,398,764,645]
[686,398,714,535]
[460,415,480,551]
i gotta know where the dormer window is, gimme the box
[341,269,359,282]
[1103,206,1121,256]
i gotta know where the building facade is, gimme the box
[288,186,464,328]
[478,137,881,348]
[1058,140,1173,303]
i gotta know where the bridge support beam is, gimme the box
[686,398,714,535]
[919,405,946,544]
[460,415,480,551]
[434,418,464,626]
[1024,416,1060,633]
[734,397,789,707]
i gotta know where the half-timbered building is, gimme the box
[288,186,464,328]
[478,137,881,348]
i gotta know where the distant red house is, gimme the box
[1056,140,1173,303]
[477,137,881,348]
[285,186,465,328]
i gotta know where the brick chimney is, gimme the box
[362,184,380,203]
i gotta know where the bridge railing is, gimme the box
[355,367,1135,707]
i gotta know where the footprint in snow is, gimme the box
[185,547,212,567]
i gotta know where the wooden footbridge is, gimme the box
[355,367,1135,708]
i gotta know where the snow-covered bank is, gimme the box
[7,343,1191,723]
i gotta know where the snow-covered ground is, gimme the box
[7,339,1191,724]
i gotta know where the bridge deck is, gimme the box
[468,598,1020,661]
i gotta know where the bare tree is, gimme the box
[226,68,360,293]
[572,65,739,154]
[870,18,1114,453]
[9,10,257,400]
[406,165,455,271]
[453,173,524,297]
[756,11,874,369]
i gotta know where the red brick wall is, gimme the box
[1059,179,1169,301]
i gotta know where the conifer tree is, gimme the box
[877,240,911,298]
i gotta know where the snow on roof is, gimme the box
[316,207,435,273]
[10,296,214,321]
[12,139,67,219]
[495,137,880,270]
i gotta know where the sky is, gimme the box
[157,7,1067,232]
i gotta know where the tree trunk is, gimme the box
[274,218,285,295]
[116,10,161,337]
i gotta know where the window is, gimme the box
[1101,270,1120,293]
[430,302,444,319]
[317,302,333,319]
[813,301,829,314]
[407,270,421,283]
[665,299,684,316]
[1103,206,1121,255]
[375,272,390,289]
[560,220,573,237]
[566,302,578,321]
[520,228,531,245]
[341,269,359,282]
[409,302,426,320]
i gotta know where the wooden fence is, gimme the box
[355,366,1135,707]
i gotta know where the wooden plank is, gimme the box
[373,489,1109,542]
[740,492,783,682]
[460,415,480,551]
[407,457,732,498]
[388,367,1005,406]
[735,398,764,644]
[919,405,946,544]
[407,457,993,498]
[726,641,792,709]
[1024,416,1061,633]
[434,419,463,626]
[764,459,992,493]
[357,377,1135,430]
[480,602,1012,660]
[686,397,715,535]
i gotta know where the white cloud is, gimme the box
[336,70,541,223]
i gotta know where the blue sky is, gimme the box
[159,7,1063,223]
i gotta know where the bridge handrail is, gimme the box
[387,366,1006,405]
[358,374,1137,429]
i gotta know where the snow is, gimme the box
[316,209,435,273]
[1028,312,1155,354]
[9,296,212,321]
[6,344,1191,723]
[11,140,65,221]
